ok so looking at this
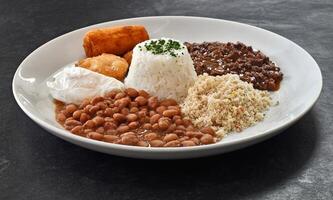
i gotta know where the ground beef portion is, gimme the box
[185,42,283,91]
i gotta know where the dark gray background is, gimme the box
[1,0,332,199]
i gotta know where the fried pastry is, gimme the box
[77,53,129,80]
[83,26,149,57]
[123,50,133,65]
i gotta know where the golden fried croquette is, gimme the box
[123,50,133,65]
[77,53,129,80]
[83,26,149,57]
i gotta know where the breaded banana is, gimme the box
[77,53,129,80]
[123,50,133,65]
[83,26,149,57]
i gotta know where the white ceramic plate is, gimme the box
[12,16,322,159]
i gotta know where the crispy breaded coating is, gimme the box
[123,50,133,65]
[83,26,149,57]
[77,53,129,80]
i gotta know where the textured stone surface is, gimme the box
[1,0,332,199]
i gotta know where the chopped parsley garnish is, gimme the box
[143,39,183,57]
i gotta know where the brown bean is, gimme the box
[91,96,104,105]
[149,110,157,117]
[174,130,185,135]
[111,107,120,113]
[104,122,117,130]
[65,119,81,127]
[148,96,159,109]
[186,125,196,131]
[181,140,196,146]
[126,113,138,122]
[95,127,105,134]
[137,110,147,118]
[191,137,200,144]
[163,133,178,142]
[162,109,179,117]
[103,135,119,143]
[168,106,180,110]
[164,140,181,147]
[128,121,139,129]
[138,90,150,98]
[84,128,93,134]
[83,120,95,129]
[152,123,159,130]
[200,134,214,144]
[200,127,216,136]
[129,102,139,108]
[150,140,164,147]
[125,88,139,98]
[144,132,158,141]
[80,113,91,123]
[185,131,203,139]
[183,119,192,127]
[175,119,183,125]
[173,115,181,121]
[72,110,83,120]
[65,104,78,114]
[71,125,83,135]
[104,117,114,122]
[137,141,149,147]
[105,90,117,99]
[130,107,139,113]
[96,110,104,117]
[89,105,100,115]
[143,123,152,130]
[178,136,189,142]
[156,106,167,114]
[105,129,118,135]
[166,124,177,133]
[140,106,148,112]
[117,125,130,133]
[139,116,149,124]
[121,132,136,137]
[96,102,107,110]
[158,118,170,130]
[160,99,177,106]
[150,114,161,124]
[115,92,126,100]
[93,116,104,126]
[113,113,126,122]
[83,105,93,113]
[56,113,66,123]
[79,99,90,109]
[121,107,130,115]
[176,125,186,131]
[87,132,104,141]
[121,135,138,145]
[104,108,114,117]
[135,96,148,106]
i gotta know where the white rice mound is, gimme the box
[124,38,197,101]
[181,74,272,138]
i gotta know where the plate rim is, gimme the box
[12,16,323,155]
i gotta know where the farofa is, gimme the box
[181,74,272,138]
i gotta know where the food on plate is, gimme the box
[125,38,197,101]
[83,26,149,57]
[55,88,218,147]
[76,53,129,80]
[123,50,133,65]
[181,74,272,137]
[47,66,124,104]
[185,42,283,91]
[48,24,283,148]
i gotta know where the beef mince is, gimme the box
[185,42,283,91]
